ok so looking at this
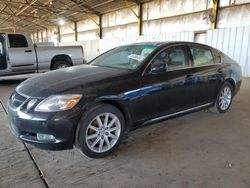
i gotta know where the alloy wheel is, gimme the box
[85,113,121,153]
[219,86,232,111]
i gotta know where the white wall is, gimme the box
[54,0,250,76]
[60,26,250,77]
[217,4,250,28]
[37,0,250,43]
[59,31,194,61]
[206,26,250,76]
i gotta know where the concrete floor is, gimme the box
[0,77,250,188]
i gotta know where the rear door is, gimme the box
[187,45,223,105]
[7,34,36,70]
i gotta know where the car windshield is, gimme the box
[90,45,157,70]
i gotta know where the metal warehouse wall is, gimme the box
[32,0,250,77]
[56,1,250,42]
[60,26,250,77]
[33,0,250,44]
[206,27,250,76]
[59,31,194,60]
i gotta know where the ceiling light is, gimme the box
[58,19,65,26]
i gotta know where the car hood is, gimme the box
[16,65,130,97]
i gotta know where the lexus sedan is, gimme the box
[8,42,242,158]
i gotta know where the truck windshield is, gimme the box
[90,45,157,70]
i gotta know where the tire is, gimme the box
[75,103,125,158]
[51,60,70,70]
[210,82,234,113]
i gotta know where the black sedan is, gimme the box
[8,42,242,158]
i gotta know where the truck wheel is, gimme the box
[52,61,70,70]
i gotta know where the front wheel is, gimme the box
[75,103,125,158]
[210,82,234,113]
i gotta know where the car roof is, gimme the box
[128,41,214,48]
[127,42,169,46]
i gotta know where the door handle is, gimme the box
[25,50,32,52]
[185,74,193,79]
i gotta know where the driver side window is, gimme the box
[151,46,188,72]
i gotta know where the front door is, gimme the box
[7,34,36,71]
[132,45,195,122]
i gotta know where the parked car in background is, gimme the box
[0,33,86,76]
[8,42,242,158]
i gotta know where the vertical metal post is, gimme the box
[124,0,143,36]
[99,15,103,39]
[57,26,61,43]
[46,29,48,42]
[138,3,142,36]
[211,0,219,29]
[32,33,35,42]
[36,32,39,42]
[74,21,78,42]
[41,31,43,42]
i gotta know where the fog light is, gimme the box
[37,133,55,141]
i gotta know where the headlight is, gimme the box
[35,95,82,112]
[26,99,38,110]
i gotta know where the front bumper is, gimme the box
[7,101,82,150]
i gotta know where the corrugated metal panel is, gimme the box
[206,26,250,77]
[98,31,194,53]
[60,26,249,77]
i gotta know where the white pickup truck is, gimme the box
[0,33,86,76]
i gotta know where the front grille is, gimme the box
[9,91,27,108]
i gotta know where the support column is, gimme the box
[32,33,35,42]
[74,21,78,42]
[211,0,219,29]
[57,26,61,43]
[41,31,43,42]
[99,15,103,39]
[87,14,102,39]
[124,0,143,36]
[46,29,48,42]
[138,3,142,36]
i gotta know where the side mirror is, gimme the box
[150,60,167,74]
[83,58,88,64]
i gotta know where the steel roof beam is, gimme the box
[70,0,101,15]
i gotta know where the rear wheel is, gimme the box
[210,82,234,113]
[51,60,70,70]
[75,103,125,158]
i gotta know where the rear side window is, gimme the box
[8,34,28,48]
[190,46,214,67]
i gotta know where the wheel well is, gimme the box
[74,100,132,147]
[50,55,73,70]
[225,79,235,92]
[99,100,132,132]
